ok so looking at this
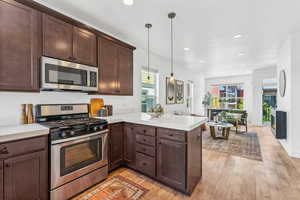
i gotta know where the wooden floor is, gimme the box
[75,126,300,200]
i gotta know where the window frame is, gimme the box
[141,67,159,112]
[209,83,245,110]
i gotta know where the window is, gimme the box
[209,84,244,110]
[141,69,159,112]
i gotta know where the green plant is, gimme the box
[263,102,271,122]
[202,92,212,107]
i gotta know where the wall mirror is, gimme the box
[279,70,286,97]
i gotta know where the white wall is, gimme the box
[0,47,205,126]
[277,33,300,158]
[205,74,253,123]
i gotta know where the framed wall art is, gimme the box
[166,77,176,104]
[175,80,184,104]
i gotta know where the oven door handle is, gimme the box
[51,130,108,146]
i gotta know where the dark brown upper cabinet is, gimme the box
[0,0,41,92]
[73,26,97,66]
[43,14,73,61]
[98,37,134,95]
[118,45,134,95]
[43,14,97,66]
[98,37,119,95]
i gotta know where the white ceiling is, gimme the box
[36,0,300,74]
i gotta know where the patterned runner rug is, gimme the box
[75,175,149,200]
[203,131,263,161]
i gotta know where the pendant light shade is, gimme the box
[168,12,176,81]
[145,23,152,80]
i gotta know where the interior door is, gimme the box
[73,27,97,66]
[43,14,73,61]
[98,37,119,94]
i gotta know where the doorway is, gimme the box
[262,79,277,125]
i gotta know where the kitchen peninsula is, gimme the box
[98,113,207,194]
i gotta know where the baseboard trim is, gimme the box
[290,152,300,158]
[278,139,292,156]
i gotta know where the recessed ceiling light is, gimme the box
[184,47,190,51]
[233,34,243,39]
[238,52,245,56]
[199,60,205,63]
[123,0,134,6]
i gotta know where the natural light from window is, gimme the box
[141,69,159,112]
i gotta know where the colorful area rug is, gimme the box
[77,175,148,200]
[203,131,263,161]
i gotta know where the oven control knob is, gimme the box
[60,132,67,138]
[93,126,98,131]
[70,131,75,136]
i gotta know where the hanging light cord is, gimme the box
[171,17,174,77]
[145,23,152,80]
[147,26,150,80]
[168,12,176,78]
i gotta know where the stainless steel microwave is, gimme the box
[41,56,98,92]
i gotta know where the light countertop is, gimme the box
[95,113,207,131]
[0,124,49,143]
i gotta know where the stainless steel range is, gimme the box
[36,104,108,200]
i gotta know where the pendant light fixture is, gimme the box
[168,12,176,81]
[145,23,152,80]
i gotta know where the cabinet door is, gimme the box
[0,0,41,92]
[4,151,48,200]
[43,14,73,61]
[117,46,133,95]
[109,123,124,171]
[73,27,97,66]
[124,124,136,168]
[98,37,119,94]
[0,161,3,200]
[157,138,186,191]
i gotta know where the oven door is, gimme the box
[41,56,98,91]
[51,131,108,189]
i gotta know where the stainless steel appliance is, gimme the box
[36,104,108,200]
[41,56,98,92]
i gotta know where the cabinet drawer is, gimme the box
[134,125,156,136]
[136,134,155,146]
[136,143,155,157]
[158,128,186,142]
[0,136,48,159]
[136,152,155,177]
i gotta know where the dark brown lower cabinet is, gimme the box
[0,136,48,200]
[157,138,186,192]
[4,151,48,200]
[0,161,3,200]
[123,124,136,168]
[108,123,202,195]
[109,123,124,171]
[135,153,155,177]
